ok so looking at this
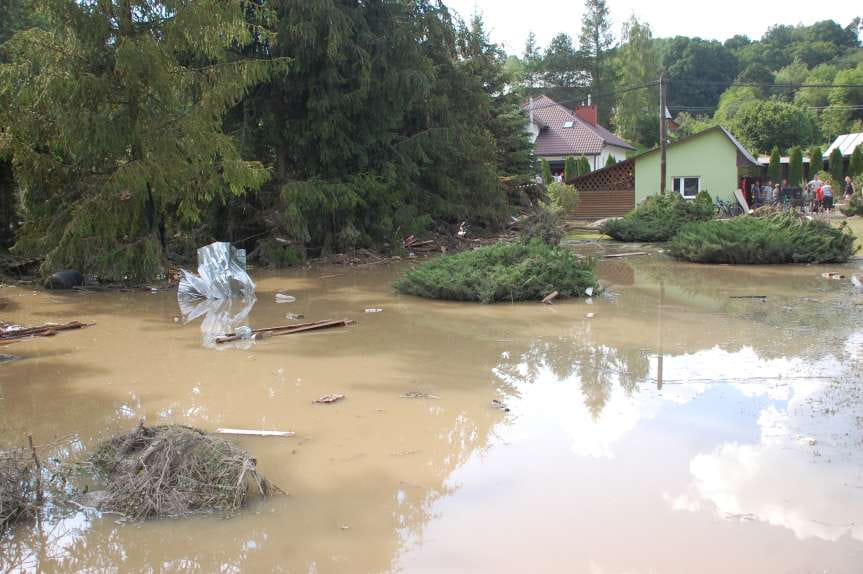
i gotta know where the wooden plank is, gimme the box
[215,428,295,437]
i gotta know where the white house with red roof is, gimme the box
[522,95,635,174]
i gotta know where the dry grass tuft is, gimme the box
[90,423,279,519]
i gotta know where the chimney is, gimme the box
[575,104,597,126]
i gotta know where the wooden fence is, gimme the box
[569,190,635,219]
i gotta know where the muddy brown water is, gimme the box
[1,253,863,573]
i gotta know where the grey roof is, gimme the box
[718,126,760,166]
[521,95,636,157]
[634,125,759,167]
[825,133,863,157]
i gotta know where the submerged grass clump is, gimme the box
[668,212,858,264]
[601,192,714,242]
[393,240,596,303]
[0,449,36,531]
[89,424,278,520]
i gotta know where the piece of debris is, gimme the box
[314,394,345,404]
[586,313,596,319]
[585,287,594,297]
[215,428,295,437]
[730,295,768,300]
[275,293,296,303]
[542,291,559,305]
[178,242,255,300]
[821,272,846,280]
[602,252,647,259]
[88,424,282,519]
[852,275,862,289]
[491,399,510,412]
[44,269,84,290]
[0,320,94,343]
[0,447,38,531]
[285,313,305,321]
[401,391,440,400]
[215,319,355,344]
[364,308,383,313]
[0,354,21,363]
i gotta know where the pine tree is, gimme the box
[849,145,863,177]
[0,0,284,280]
[829,148,844,183]
[579,0,615,123]
[541,159,553,185]
[789,146,804,186]
[605,155,618,167]
[808,146,823,178]
[564,156,578,182]
[522,31,544,91]
[543,33,585,103]
[768,146,781,181]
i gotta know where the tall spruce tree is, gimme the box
[614,16,658,146]
[522,31,545,91]
[849,145,863,177]
[768,147,782,181]
[789,146,804,186]
[564,156,578,182]
[579,0,615,123]
[235,1,511,254]
[808,146,823,178]
[541,158,553,185]
[543,33,585,104]
[0,0,284,280]
[829,148,844,183]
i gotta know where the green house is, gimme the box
[634,126,760,204]
[570,126,760,218]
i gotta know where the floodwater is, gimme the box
[1,252,863,573]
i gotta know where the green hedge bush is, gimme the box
[600,191,714,242]
[668,213,857,264]
[393,240,597,303]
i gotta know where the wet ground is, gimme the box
[2,252,863,573]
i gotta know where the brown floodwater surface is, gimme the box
[1,254,863,573]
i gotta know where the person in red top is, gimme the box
[815,184,825,213]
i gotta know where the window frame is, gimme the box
[672,176,701,199]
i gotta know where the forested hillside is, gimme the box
[510,10,862,153]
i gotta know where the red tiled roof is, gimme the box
[522,95,635,157]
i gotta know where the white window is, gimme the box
[672,176,701,198]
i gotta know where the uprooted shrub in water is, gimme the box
[518,182,579,246]
[0,450,36,531]
[393,240,597,303]
[88,424,279,519]
[601,191,714,242]
[667,212,858,264]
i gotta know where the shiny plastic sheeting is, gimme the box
[177,242,255,300]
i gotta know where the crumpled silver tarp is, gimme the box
[177,242,255,300]
[179,296,257,349]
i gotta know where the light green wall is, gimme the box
[634,129,739,204]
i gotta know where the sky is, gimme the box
[444,0,861,54]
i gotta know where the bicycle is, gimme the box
[715,198,743,218]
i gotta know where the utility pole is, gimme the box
[659,71,667,195]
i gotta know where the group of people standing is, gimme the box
[746,176,856,214]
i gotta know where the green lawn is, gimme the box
[842,217,863,253]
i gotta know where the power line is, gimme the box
[523,80,658,113]
[668,80,863,90]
